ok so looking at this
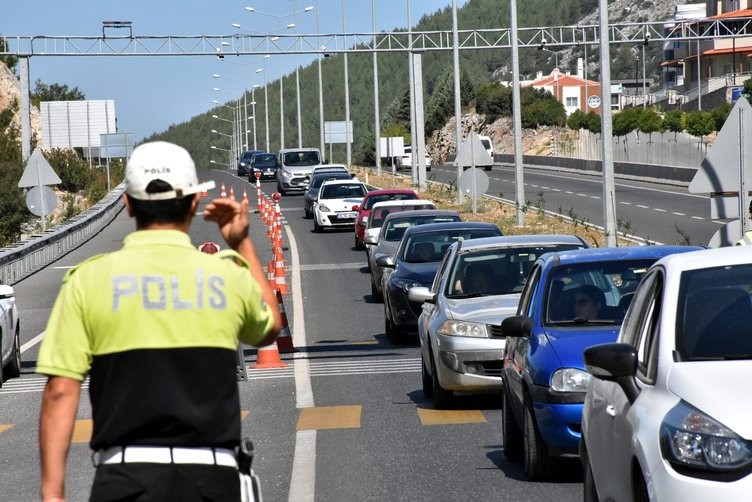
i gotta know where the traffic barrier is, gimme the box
[273,247,289,295]
[256,183,262,213]
[252,341,288,369]
[229,185,236,200]
[275,289,295,353]
[220,183,227,198]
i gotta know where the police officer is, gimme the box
[736,200,752,246]
[37,141,281,501]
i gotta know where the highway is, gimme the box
[0,165,723,501]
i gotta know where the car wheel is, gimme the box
[371,276,383,303]
[582,447,600,502]
[430,355,453,409]
[633,470,649,502]
[354,234,364,251]
[0,334,4,386]
[502,387,523,461]
[5,325,21,380]
[277,185,286,196]
[384,307,404,344]
[421,352,434,398]
[523,399,553,480]
[304,206,312,219]
[484,166,492,172]
[313,220,321,233]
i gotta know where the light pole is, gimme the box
[342,0,352,167]
[642,36,649,108]
[245,5,314,148]
[316,1,326,158]
[372,0,381,173]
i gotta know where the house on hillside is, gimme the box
[524,63,604,116]
[662,1,752,106]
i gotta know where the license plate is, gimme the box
[336,212,358,219]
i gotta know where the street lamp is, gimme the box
[342,0,352,167]
[538,40,559,70]
[245,4,314,148]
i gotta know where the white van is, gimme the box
[478,135,494,171]
[276,148,323,195]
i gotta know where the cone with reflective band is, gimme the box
[256,184,262,213]
[201,181,209,197]
[229,185,236,200]
[275,289,295,353]
[273,247,289,295]
[267,260,275,290]
[252,341,287,369]
[242,188,249,204]
[220,183,227,198]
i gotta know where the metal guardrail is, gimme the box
[0,184,125,286]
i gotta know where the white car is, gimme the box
[581,245,752,501]
[313,179,368,233]
[398,146,432,171]
[0,284,21,386]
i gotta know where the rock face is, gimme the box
[0,62,42,145]
[428,111,556,163]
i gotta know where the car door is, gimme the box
[587,270,662,499]
[504,262,542,417]
[421,246,455,357]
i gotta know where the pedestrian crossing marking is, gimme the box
[0,424,13,433]
[296,405,362,431]
[416,408,487,426]
[72,419,93,443]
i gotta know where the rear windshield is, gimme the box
[675,264,752,361]
[310,173,350,189]
[283,150,321,166]
[364,193,418,210]
[252,154,277,163]
[369,205,437,228]
[402,229,501,264]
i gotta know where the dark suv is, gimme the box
[237,150,262,177]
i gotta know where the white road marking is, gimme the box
[672,212,685,216]
[20,332,45,353]
[654,208,667,212]
[691,216,705,220]
[299,263,363,271]
[637,205,650,209]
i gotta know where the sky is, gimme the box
[2,1,468,141]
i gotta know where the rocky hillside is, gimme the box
[0,63,42,143]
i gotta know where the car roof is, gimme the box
[539,245,704,267]
[279,147,319,153]
[313,164,347,170]
[655,245,750,273]
[401,221,501,237]
[363,188,417,198]
[372,200,435,210]
[311,171,350,180]
[455,234,588,252]
[319,179,365,187]
[382,209,458,223]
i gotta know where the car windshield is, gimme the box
[320,183,367,199]
[241,151,257,160]
[402,230,501,264]
[363,193,418,210]
[675,264,752,361]
[544,259,654,325]
[310,174,349,189]
[368,205,437,229]
[447,244,583,298]
[382,215,460,242]
[283,151,321,166]
[252,154,276,163]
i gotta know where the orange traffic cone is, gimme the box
[275,289,295,353]
[273,247,289,295]
[267,260,275,290]
[251,342,288,369]
[201,181,209,197]
[229,185,236,200]
[242,188,249,204]
[220,183,227,198]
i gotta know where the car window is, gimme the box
[382,215,461,242]
[320,183,366,199]
[368,204,436,228]
[518,265,542,317]
[431,247,454,293]
[621,270,662,383]
[283,151,321,166]
[363,193,417,210]
[252,154,276,163]
[311,174,348,189]
[675,264,752,361]
[544,259,654,325]
[402,229,500,264]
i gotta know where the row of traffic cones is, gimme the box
[251,179,293,369]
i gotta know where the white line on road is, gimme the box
[20,332,45,353]
[299,262,363,271]
[672,212,686,216]
[654,208,667,212]
[637,205,650,209]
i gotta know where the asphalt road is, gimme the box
[0,165,717,501]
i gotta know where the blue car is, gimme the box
[377,221,503,343]
[500,245,702,480]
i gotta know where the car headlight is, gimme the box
[318,204,331,213]
[280,169,293,181]
[437,320,489,338]
[660,401,752,476]
[392,278,423,294]
[550,368,590,393]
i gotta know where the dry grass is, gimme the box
[354,167,637,248]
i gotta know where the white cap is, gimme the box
[125,141,215,200]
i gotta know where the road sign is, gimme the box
[689,98,752,229]
[455,132,494,168]
[18,148,62,187]
[26,186,58,217]
[587,95,601,109]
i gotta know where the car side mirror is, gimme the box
[375,255,395,268]
[584,342,640,404]
[0,284,14,299]
[501,315,532,338]
[364,235,378,245]
[408,286,435,304]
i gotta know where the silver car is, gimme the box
[0,284,21,386]
[365,209,460,302]
[409,234,588,408]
